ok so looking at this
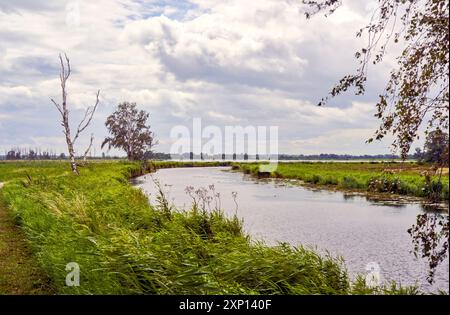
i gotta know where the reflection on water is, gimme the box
[134,167,449,292]
[408,212,449,284]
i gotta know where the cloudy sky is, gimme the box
[0,0,421,156]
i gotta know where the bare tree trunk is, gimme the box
[70,155,78,173]
[68,140,78,174]
[51,53,100,175]
[62,106,78,174]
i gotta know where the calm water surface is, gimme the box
[135,167,449,292]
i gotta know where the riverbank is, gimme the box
[0,161,418,294]
[231,162,449,202]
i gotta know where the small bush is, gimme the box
[368,176,404,194]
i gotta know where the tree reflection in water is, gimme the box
[408,207,449,284]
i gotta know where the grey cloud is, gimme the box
[0,0,64,13]
[0,53,59,85]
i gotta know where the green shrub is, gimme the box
[341,176,361,189]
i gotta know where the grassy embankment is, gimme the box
[0,160,418,294]
[232,162,449,201]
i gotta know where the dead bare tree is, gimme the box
[51,53,100,174]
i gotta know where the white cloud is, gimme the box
[207,111,241,124]
[0,85,32,99]
[123,2,310,88]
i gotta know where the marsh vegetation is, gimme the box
[232,162,449,202]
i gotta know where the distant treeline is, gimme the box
[163,152,407,161]
[1,148,63,160]
[0,149,411,161]
[0,148,122,161]
[277,153,404,160]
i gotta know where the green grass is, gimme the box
[0,161,419,294]
[232,162,449,200]
[0,192,53,294]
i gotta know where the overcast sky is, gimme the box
[0,0,423,156]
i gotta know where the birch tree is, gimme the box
[51,53,100,174]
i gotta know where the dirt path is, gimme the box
[0,183,53,294]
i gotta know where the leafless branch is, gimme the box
[82,133,94,162]
[50,98,63,116]
[73,90,100,144]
